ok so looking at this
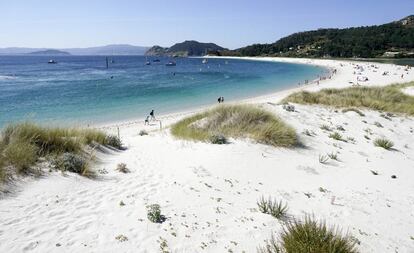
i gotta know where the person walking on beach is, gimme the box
[218,97,221,103]
[221,96,224,103]
[150,110,155,120]
[144,115,150,125]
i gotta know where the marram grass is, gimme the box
[258,216,358,253]
[0,122,122,184]
[283,83,414,115]
[171,104,298,147]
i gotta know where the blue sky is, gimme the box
[1,0,413,49]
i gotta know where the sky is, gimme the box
[1,0,413,49]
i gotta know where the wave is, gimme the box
[0,75,17,80]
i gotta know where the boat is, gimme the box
[48,59,57,64]
[153,59,160,62]
[145,61,151,65]
[202,59,208,64]
[165,61,176,66]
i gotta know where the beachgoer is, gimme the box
[218,97,221,103]
[221,96,224,103]
[150,110,155,120]
[144,116,150,125]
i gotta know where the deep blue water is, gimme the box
[0,56,325,127]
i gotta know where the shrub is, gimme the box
[283,83,414,115]
[209,134,227,144]
[373,122,383,128]
[171,105,298,147]
[147,204,165,223]
[257,196,288,220]
[104,135,123,149]
[258,216,358,253]
[139,130,148,136]
[374,138,394,150]
[116,163,130,173]
[54,153,91,176]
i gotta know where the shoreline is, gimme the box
[98,56,414,133]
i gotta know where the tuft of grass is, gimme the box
[116,163,130,173]
[320,124,332,132]
[374,138,394,150]
[342,108,365,117]
[283,83,414,115]
[171,105,298,147]
[257,196,289,220]
[327,152,339,161]
[139,130,148,136]
[209,134,228,144]
[318,154,329,164]
[258,216,358,253]
[329,132,344,141]
[0,122,123,184]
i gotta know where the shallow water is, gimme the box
[0,56,326,127]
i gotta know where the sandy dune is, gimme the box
[0,57,413,253]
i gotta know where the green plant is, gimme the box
[258,216,358,253]
[171,105,298,147]
[3,140,38,174]
[329,132,344,141]
[374,138,394,150]
[116,163,130,173]
[283,83,414,115]
[319,154,329,164]
[54,153,92,176]
[320,125,332,131]
[104,135,123,149]
[139,130,148,136]
[257,196,289,220]
[147,204,165,223]
[209,134,228,144]
[373,122,383,128]
[342,108,365,117]
[327,152,339,161]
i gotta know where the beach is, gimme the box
[1,57,414,252]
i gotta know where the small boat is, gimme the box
[153,59,160,62]
[48,59,57,64]
[145,61,151,65]
[202,59,208,64]
[165,61,176,66]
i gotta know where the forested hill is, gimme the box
[231,16,414,58]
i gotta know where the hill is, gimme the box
[232,16,414,58]
[28,49,70,55]
[146,40,226,56]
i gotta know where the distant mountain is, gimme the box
[146,40,226,56]
[28,49,70,56]
[65,44,149,55]
[0,44,149,55]
[229,15,414,58]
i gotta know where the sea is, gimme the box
[0,56,326,127]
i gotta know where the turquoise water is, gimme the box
[0,56,325,127]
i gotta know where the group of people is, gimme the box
[217,96,224,103]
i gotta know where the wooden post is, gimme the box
[159,121,162,130]
[117,126,120,139]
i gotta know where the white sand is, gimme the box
[1,57,414,253]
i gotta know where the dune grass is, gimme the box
[258,216,358,253]
[282,83,414,115]
[374,138,394,150]
[171,105,298,147]
[0,122,122,183]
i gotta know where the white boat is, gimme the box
[165,61,176,66]
[48,59,57,64]
[202,59,208,64]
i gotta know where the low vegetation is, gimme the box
[329,132,344,141]
[0,122,122,184]
[374,138,394,150]
[283,83,414,115]
[147,204,165,223]
[171,105,298,147]
[257,196,289,220]
[258,216,358,253]
[342,108,365,117]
